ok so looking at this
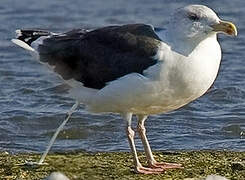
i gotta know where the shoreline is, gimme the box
[1,150,244,179]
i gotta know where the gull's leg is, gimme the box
[123,113,163,174]
[25,101,79,166]
[137,115,182,169]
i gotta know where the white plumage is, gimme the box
[12,4,237,174]
[87,36,221,114]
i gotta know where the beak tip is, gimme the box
[212,20,238,37]
[229,29,237,37]
[229,24,238,37]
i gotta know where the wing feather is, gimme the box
[37,24,161,89]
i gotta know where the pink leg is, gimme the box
[137,115,183,170]
[123,113,164,174]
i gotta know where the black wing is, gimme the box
[38,24,161,89]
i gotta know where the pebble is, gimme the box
[45,172,70,180]
[205,175,228,180]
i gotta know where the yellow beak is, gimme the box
[211,20,237,36]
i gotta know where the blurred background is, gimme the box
[0,0,244,153]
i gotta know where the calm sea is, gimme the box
[0,0,244,153]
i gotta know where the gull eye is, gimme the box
[188,13,200,21]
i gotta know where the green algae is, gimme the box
[0,151,244,180]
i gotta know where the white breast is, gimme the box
[145,34,221,113]
[86,34,221,115]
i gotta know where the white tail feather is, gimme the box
[11,39,35,51]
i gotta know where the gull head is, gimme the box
[167,5,237,42]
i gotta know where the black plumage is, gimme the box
[19,24,161,89]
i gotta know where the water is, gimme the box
[0,0,245,153]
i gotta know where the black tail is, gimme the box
[15,29,52,45]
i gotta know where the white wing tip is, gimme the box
[15,29,22,38]
[11,39,35,51]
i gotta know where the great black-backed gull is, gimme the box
[12,4,237,174]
